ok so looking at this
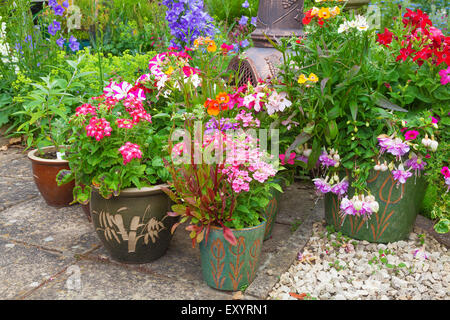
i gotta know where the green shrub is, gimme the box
[205,0,259,26]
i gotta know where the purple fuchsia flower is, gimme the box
[68,35,80,52]
[405,155,427,174]
[384,137,410,159]
[439,66,450,85]
[48,20,61,36]
[56,36,65,48]
[312,178,331,194]
[392,164,413,185]
[319,151,336,168]
[331,179,349,197]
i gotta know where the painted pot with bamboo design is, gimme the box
[199,220,266,291]
[90,185,178,264]
[325,170,427,243]
[263,180,283,240]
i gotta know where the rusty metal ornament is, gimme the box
[228,0,305,86]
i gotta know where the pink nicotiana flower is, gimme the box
[119,142,143,165]
[279,152,296,165]
[439,67,450,85]
[85,117,112,141]
[404,130,420,140]
[441,166,450,178]
[111,82,133,100]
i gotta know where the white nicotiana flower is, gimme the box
[338,21,349,34]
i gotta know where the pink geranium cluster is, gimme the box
[442,166,450,192]
[118,142,143,165]
[340,194,379,219]
[85,117,112,141]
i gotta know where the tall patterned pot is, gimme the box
[28,146,75,207]
[90,185,177,264]
[263,181,283,240]
[199,221,266,291]
[325,170,427,243]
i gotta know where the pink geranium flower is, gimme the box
[75,103,97,116]
[279,152,296,165]
[118,142,143,165]
[85,117,112,141]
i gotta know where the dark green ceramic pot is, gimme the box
[325,170,427,243]
[199,221,266,291]
[263,180,283,240]
[90,185,177,264]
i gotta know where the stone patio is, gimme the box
[0,146,448,300]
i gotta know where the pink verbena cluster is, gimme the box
[85,117,112,141]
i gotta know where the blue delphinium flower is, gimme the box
[162,0,215,48]
[54,4,65,16]
[56,37,65,49]
[242,0,249,8]
[250,16,257,27]
[240,39,249,48]
[48,0,57,7]
[48,20,61,36]
[239,15,248,26]
[62,0,69,8]
[68,35,79,52]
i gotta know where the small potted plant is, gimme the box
[164,124,280,290]
[17,57,87,207]
[58,76,177,264]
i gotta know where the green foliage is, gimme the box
[205,0,259,25]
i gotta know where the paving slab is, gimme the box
[0,198,100,255]
[276,181,316,225]
[0,177,39,212]
[0,238,74,299]
[0,150,33,180]
[26,259,232,300]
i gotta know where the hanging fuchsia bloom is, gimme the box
[405,156,427,172]
[439,67,450,85]
[279,152,296,165]
[404,130,420,140]
[85,117,112,141]
[392,165,413,185]
[116,118,135,129]
[319,151,336,168]
[75,103,97,116]
[331,179,349,197]
[119,142,143,165]
[340,194,378,218]
[312,178,331,194]
[378,136,410,158]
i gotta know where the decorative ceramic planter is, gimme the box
[263,181,283,240]
[325,170,427,243]
[199,221,266,291]
[90,185,177,264]
[27,146,74,207]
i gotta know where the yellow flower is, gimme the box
[165,66,174,75]
[318,7,331,20]
[311,7,320,16]
[308,73,319,83]
[298,74,308,84]
[207,41,217,53]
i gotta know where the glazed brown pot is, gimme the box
[28,146,75,207]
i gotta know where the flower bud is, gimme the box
[353,200,363,211]
[374,164,381,171]
[429,140,438,152]
[370,201,379,213]
[303,149,312,157]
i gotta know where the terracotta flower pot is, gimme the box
[324,170,427,243]
[199,221,266,291]
[27,146,75,207]
[90,185,177,264]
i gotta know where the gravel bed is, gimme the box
[269,220,450,300]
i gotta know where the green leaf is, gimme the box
[434,219,450,234]
[372,93,408,112]
[152,157,164,167]
[349,101,358,121]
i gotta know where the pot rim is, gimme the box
[27,146,69,164]
[209,220,267,233]
[92,183,170,197]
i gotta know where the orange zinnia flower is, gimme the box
[204,98,220,116]
[216,92,230,104]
